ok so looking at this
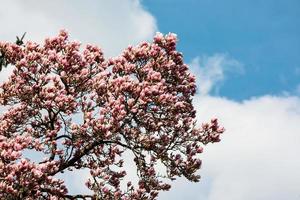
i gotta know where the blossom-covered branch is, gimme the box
[0,30,224,199]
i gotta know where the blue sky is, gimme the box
[144,0,300,100]
[0,1,300,200]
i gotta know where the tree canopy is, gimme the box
[0,30,224,199]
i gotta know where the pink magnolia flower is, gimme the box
[0,30,224,199]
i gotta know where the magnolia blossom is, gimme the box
[0,30,224,199]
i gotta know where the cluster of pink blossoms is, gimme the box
[0,30,224,199]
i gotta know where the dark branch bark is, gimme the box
[49,139,131,176]
[64,194,95,200]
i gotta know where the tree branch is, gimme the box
[49,139,131,176]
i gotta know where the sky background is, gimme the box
[0,0,300,199]
[144,0,300,100]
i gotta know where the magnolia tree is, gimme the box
[0,30,224,200]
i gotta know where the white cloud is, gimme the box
[0,0,157,83]
[189,54,244,96]
[159,95,300,200]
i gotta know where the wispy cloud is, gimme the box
[295,84,300,95]
[189,54,244,96]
